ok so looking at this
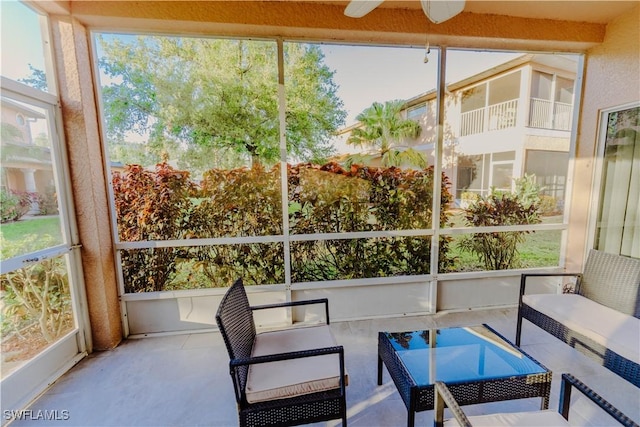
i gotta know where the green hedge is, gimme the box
[113,162,454,291]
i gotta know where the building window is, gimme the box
[407,103,427,119]
[525,150,568,203]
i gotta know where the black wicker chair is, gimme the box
[434,373,639,427]
[215,278,347,427]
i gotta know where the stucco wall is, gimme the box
[565,4,640,271]
[50,16,122,350]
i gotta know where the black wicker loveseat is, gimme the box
[215,278,347,427]
[516,249,640,387]
[434,373,639,426]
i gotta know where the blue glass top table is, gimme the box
[377,324,551,427]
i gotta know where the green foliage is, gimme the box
[98,36,345,174]
[1,189,31,223]
[458,192,541,270]
[1,123,24,143]
[33,186,59,215]
[289,163,455,279]
[513,173,541,209]
[17,64,48,92]
[0,217,62,259]
[538,195,557,215]
[346,100,425,168]
[1,137,51,164]
[1,236,72,343]
[112,162,198,292]
[460,191,480,202]
[460,191,480,209]
[0,169,54,220]
[113,161,454,291]
[606,106,639,138]
[189,165,285,287]
[108,141,161,169]
[196,165,283,237]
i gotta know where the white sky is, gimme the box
[0,0,46,82]
[318,44,521,124]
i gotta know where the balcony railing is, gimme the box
[460,99,518,136]
[460,98,573,137]
[528,98,573,131]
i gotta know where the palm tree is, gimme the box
[345,100,426,168]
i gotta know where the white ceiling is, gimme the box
[327,0,639,24]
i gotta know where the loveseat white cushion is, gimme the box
[523,293,640,363]
[246,325,346,404]
[444,410,568,426]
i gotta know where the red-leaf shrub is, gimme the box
[113,161,454,291]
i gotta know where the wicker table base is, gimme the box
[377,324,551,427]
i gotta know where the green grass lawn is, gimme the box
[445,210,562,271]
[0,212,562,273]
[0,217,63,258]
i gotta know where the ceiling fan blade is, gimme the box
[344,0,385,18]
[421,0,465,24]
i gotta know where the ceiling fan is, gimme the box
[344,0,465,24]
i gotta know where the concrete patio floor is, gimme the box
[9,307,640,426]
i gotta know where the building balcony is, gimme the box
[529,98,573,131]
[460,99,573,137]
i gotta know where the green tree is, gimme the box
[18,64,48,92]
[458,192,541,270]
[112,162,198,292]
[1,123,23,143]
[346,100,425,168]
[1,236,72,343]
[98,36,345,173]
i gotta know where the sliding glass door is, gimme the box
[595,103,640,258]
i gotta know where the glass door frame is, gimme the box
[0,77,90,421]
[588,100,640,258]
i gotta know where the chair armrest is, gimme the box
[559,374,638,427]
[251,298,331,324]
[434,381,472,427]
[230,345,344,367]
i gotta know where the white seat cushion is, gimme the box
[444,410,569,426]
[246,325,346,404]
[523,293,640,363]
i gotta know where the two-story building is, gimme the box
[337,53,576,210]
[0,97,53,214]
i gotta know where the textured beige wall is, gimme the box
[565,4,640,271]
[50,16,122,350]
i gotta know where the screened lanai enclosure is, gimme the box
[1,0,638,421]
[94,36,583,334]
